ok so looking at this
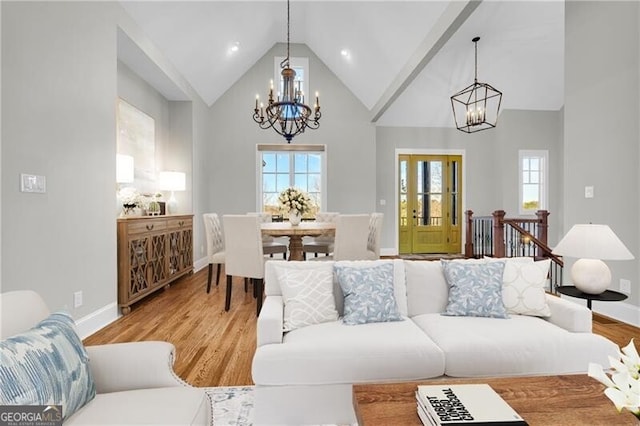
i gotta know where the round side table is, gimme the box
[556,286,627,310]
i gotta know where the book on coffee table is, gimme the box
[416,384,528,426]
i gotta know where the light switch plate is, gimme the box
[20,173,46,193]
[584,186,594,199]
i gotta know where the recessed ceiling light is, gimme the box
[228,42,240,55]
[340,49,349,57]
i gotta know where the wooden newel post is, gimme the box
[536,210,549,258]
[465,210,474,258]
[492,210,506,258]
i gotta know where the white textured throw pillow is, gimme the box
[501,258,551,317]
[274,263,339,332]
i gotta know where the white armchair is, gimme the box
[0,290,210,425]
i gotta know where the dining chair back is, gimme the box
[366,212,384,260]
[222,214,265,315]
[333,214,372,261]
[302,212,339,259]
[247,212,287,259]
[203,213,225,293]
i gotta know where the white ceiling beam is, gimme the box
[370,0,482,123]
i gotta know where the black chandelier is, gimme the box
[252,0,321,143]
[450,36,502,134]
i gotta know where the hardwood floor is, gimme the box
[83,267,640,388]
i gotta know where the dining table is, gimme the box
[261,221,336,261]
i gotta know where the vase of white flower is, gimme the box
[588,339,640,420]
[289,209,302,226]
[278,187,312,226]
[118,187,142,217]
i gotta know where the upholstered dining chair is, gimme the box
[302,212,339,259]
[222,214,265,315]
[310,214,371,261]
[365,212,384,260]
[247,212,288,259]
[203,213,225,293]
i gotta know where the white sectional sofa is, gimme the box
[251,258,619,424]
[254,258,617,383]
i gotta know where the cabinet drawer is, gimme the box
[127,220,167,235]
[168,218,192,229]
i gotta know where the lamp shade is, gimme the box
[552,224,634,260]
[116,154,134,183]
[158,171,186,191]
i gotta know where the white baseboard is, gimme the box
[76,302,119,340]
[559,295,640,328]
[381,247,397,256]
[194,256,208,273]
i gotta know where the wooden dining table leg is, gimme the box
[288,235,304,261]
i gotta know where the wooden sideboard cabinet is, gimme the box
[117,214,194,314]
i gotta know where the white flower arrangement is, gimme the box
[118,187,142,207]
[588,339,640,419]
[278,187,312,215]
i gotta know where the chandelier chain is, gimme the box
[474,38,478,83]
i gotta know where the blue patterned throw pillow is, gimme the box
[334,262,404,325]
[441,260,509,318]
[0,311,96,420]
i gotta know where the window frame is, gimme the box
[518,149,548,215]
[256,144,327,216]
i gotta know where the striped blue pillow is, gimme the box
[0,311,96,419]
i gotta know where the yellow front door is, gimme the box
[399,155,462,254]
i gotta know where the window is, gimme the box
[519,150,548,215]
[258,145,326,218]
[274,57,309,102]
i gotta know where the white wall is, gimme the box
[1,2,210,334]
[565,1,640,309]
[205,43,376,217]
[1,2,120,318]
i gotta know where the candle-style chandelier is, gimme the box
[450,36,502,133]
[252,0,321,143]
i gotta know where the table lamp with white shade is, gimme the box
[158,171,186,214]
[552,224,634,294]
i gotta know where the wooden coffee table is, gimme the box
[353,375,639,425]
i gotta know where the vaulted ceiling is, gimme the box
[118,0,564,128]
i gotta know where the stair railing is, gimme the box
[465,209,563,292]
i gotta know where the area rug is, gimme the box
[205,386,254,425]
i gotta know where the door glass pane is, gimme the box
[451,193,458,225]
[400,159,408,227]
[430,194,442,226]
[429,161,442,193]
[418,194,426,225]
[400,194,408,226]
[416,161,424,193]
[451,161,458,193]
